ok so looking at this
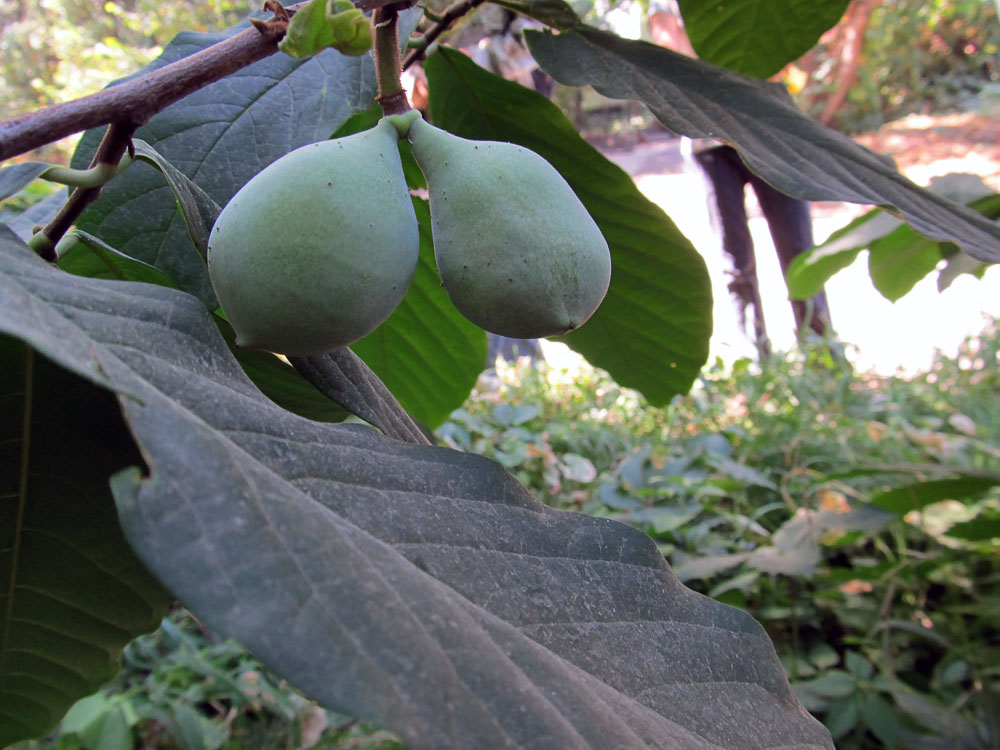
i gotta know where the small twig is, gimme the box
[4,5,299,259]
[357,0,417,9]
[40,157,133,189]
[373,5,410,116]
[29,122,138,261]
[402,0,487,70]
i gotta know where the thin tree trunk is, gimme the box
[818,0,878,126]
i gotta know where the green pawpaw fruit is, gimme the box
[207,118,418,356]
[404,114,611,339]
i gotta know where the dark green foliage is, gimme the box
[2,232,833,748]
[0,338,172,747]
[9,608,404,750]
[446,329,1000,749]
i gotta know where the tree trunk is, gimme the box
[817,0,878,126]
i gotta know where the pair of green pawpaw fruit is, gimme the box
[207,110,612,356]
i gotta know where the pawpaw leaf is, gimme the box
[0,163,51,201]
[526,26,1000,265]
[0,229,833,749]
[677,0,850,78]
[424,46,711,405]
[57,230,181,288]
[0,330,171,747]
[787,180,1000,301]
[129,139,222,267]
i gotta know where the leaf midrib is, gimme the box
[2,345,32,683]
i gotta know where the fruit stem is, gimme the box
[373,5,409,116]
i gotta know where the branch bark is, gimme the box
[0,19,288,161]
[401,0,486,70]
[817,0,877,126]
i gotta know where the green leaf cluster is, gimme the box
[448,326,1000,748]
[278,0,373,59]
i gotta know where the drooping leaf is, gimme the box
[870,476,1000,514]
[0,229,833,749]
[787,176,1000,301]
[71,20,385,303]
[943,515,1000,542]
[0,162,51,201]
[678,0,850,78]
[0,191,65,241]
[525,26,1000,264]
[0,333,171,747]
[866,230,943,301]
[129,139,222,263]
[57,230,181,288]
[424,47,712,404]
[289,349,432,444]
[215,319,352,423]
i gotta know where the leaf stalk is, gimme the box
[373,5,409,116]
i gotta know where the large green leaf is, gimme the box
[678,0,850,78]
[866,230,946,302]
[0,333,171,747]
[0,163,51,201]
[869,477,1000,515]
[787,181,1000,301]
[423,47,711,404]
[525,26,1000,265]
[0,231,833,748]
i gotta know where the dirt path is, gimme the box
[854,111,1000,191]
